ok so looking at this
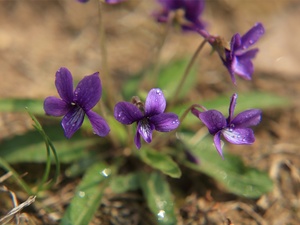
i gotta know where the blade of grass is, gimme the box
[26,109,60,192]
[0,157,33,195]
[138,147,182,178]
[59,162,110,225]
[139,172,177,225]
[182,136,273,198]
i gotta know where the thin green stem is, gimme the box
[97,1,122,148]
[179,104,207,123]
[98,0,117,111]
[170,39,207,106]
[0,157,33,195]
[36,140,51,193]
[150,104,206,148]
[47,138,60,188]
[142,21,172,89]
[26,109,60,192]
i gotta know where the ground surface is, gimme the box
[0,0,300,224]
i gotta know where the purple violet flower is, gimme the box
[155,0,206,31]
[44,67,110,138]
[198,23,265,84]
[77,0,89,3]
[223,23,265,84]
[105,0,125,4]
[77,0,125,4]
[114,88,180,149]
[191,93,262,158]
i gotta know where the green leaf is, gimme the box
[203,92,290,113]
[139,172,177,225]
[138,147,182,178]
[0,125,98,163]
[0,98,44,115]
[157,58,197,100]
[65,156,99,178]
[110,172,140,194]
[173,91,290,128]
[183,136,273,198]
[122,73,143,100]
[60,162,110,225]
[106,115,128,145]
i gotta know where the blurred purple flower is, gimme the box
[105,0,125,3]
[77,0,89,3]
[44,67,110,138]
[198,23,265,84]
[114,88,180,149]
[155,0,206,31]
[191,93,262,158]
[223,23,265,84]
[77,0,125,4]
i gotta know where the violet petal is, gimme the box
[145,88,166,116]
[86,110,110,137]
[73,72,101,111]
[114,102,143,125]
[134,129,142,149]
[105,0,125,4]
[185,0,205,18]
[61,106,85,138]
[191,107,201,118]
[231,33,242,53]
[137,119,154,144]
[223,50,237,84]
[231,55,254,80]
[55,67,74,103]
[232,109,262,128]
[134,130,142,149]
[222,127,255,145]
[213,132,224,159]
[149,112,179,132]
[240,23,265,51]
[158,0,183,10]
[237,48,259,59]
[198,110,226,135]
[184,0,205,24]
[228,93,237,124]
[44,96,71,117]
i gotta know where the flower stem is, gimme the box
[26,109,60,193]
[36,141,51,193]
[170,39,207,106]
[0,157,33,195]
[142,21,172,90]
[98,0,118,111]
[47,137,60,188]
[151,104,207,148]
[179,104,207,123]
[97,1,121,148]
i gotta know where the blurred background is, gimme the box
[0,0,299,224]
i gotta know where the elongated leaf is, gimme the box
[65,156,99,178]
[0,125,98,163]
[122,73,143,100]
[0,99,44,115]
[157,58,197,100]
[110,172,140,194]
[204,92,289,113]
[138,147,181,178]
[139,172,177,225]
[182,136,273,198]
[60,162,110,225]
[106,115,128,145]
[173,91,290,128]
